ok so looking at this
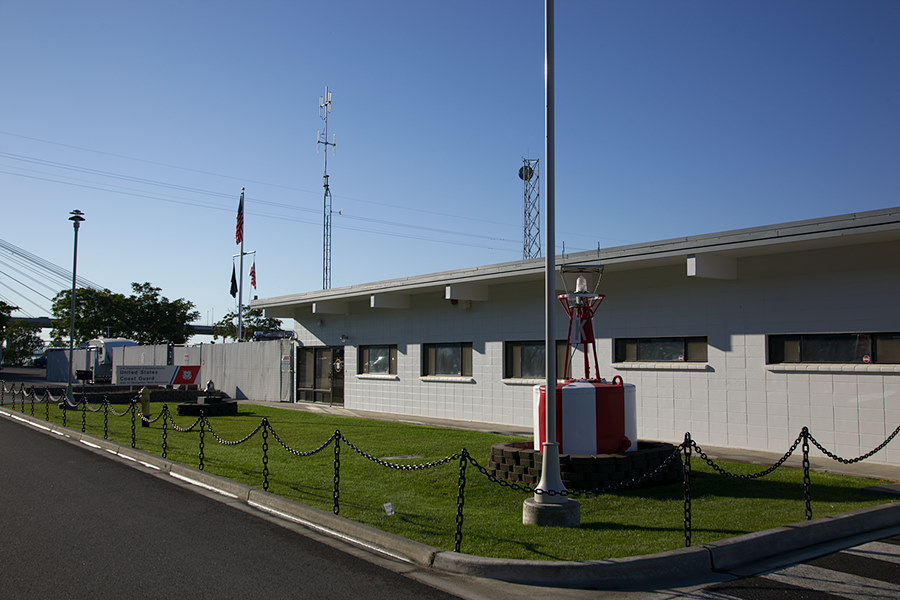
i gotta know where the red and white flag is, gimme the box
[235,188,244,245]
[250,259,257,289]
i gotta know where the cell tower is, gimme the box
[317,86,336,289]
[519,158,541,259]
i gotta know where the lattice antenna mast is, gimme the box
[317,86,336,289]
[519,158,541,259]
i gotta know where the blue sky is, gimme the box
[1,1,898,334]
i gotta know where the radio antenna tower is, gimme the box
[519,158,541,259]
[317,86,336,289]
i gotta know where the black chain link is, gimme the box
[802,427,812,520]
[198,414,205,471]
[683,434,692,548]
[266,423,336,457]
[455,449,468,553]
[130,401,136,448]
[81,399,86,433]
[204,416,263,445]
[465,453,570,496]
[691,433,803,480]
[161,405,168,459]
[103,400,109,440]
[333,432,341,515]
[569,445,684,496]
[808,422,900,464]
[338,431,462,471]
[261,422,269,491]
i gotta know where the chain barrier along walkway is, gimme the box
[2,379,900,591]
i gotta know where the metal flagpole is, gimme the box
[238,188,245,341]
[523,0,580,527]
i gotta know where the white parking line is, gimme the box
[763,563,900,600]
[843,541,900,566]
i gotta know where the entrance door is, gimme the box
[297,346,344,405]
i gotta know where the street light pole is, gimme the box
[66,209,85,406]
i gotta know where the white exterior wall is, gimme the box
[602,240,900,465]
[292,240,900,465]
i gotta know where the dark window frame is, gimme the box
[422,342,473,377]
[767,333,900,364]
[614,336,708,363]
[358,344,398,375]
[504,340,568,379]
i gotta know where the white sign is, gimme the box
[116,365,200,386]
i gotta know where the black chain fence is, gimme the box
[2,380,898,553]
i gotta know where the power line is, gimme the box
[0,238,103,290]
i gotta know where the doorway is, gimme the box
[297,346,344,405]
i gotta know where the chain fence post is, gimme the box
[333,431,341,515]
[130,400,136,448]
[44,391,50,421]
[802,426,812,521]
[161,405,168,459]
[81,398,87,433]
[455,449,468,553]
[261,419,270,491]
[103,398,109,440]
[198,414,206,471]
[30,389,35,416]
[62,394,67,428]
[682,432,692,548]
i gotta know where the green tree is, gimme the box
[125,283,199,344]
[50,288,129,344]
[51,282,199,345]
[212,307,282,341]
[0,300,16,341]
[3,320,43,366]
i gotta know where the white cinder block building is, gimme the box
[254,207,900,465]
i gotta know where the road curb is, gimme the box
[2,405,898,591]
[432,545,712,590]
[705,501,900,572]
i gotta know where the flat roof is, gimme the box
[254,206,900,318]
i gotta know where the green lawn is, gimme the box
[5,399,895,561]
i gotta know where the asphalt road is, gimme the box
[0,417,461,600]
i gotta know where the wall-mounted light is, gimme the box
[340,334,350,343]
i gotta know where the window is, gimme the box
[504,340,568,379]
[358,345,397,375]
[422,342,472,376]
[768,333,900,364]
[614,337,708,363]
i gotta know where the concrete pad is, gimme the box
[522,497,581,527]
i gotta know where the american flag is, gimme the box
[250,259,257,289]
[235,188,244,245]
